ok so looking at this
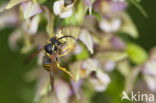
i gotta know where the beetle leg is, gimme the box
[56,61,76,81]
[59,45,76,57]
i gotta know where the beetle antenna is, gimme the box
[57,35,77,42]
[54,19,63,36]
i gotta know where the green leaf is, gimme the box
[128,0,148,17]
[126,42,148,64]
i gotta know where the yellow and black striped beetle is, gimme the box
[24,20,77,91]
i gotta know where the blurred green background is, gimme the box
[0,1,156,103]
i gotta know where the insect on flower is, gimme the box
[24,19,77,91]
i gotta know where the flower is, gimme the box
[141,47,156,92]
[1,0,154,102]
[0,8,19,29]
[99,17,122,33]
[6,0,42,19]
[53,0,74,18]
[89,70,111,92]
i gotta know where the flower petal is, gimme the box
[53,0,73,18]
[144,75,156,92]
[22,1,42,19]
[60,8,73,18]
[82,59,98,71]
[0,9,19,29]
[22,15,40,34]
[124,66,142,93]
[110,35,125,50]
[95,51,128,62]
[5,0,27,9]
[79,29,94,54]
[90,70,110,92]
[8,29,22,51]
[55,79,72,103]
[142,61,156,76]
[117,60,131,77]
[111,1,127,12]
[33,69,50,102]
[99,18,121,33]
[120,12,139,38]
[69,61,82,82]
[53,0,64,15]
[84,0,93,15]
[71,79,82,98]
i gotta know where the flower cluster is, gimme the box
[0,0,155,103]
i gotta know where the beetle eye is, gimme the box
[50,37,61,45]
[50,38,55,42]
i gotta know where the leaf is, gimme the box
[120,12,139,38]
[128,0,148,17]
[126,42,148,64]
[5,0,27,9]
[79,29,94,54]
[22,1,42,19]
